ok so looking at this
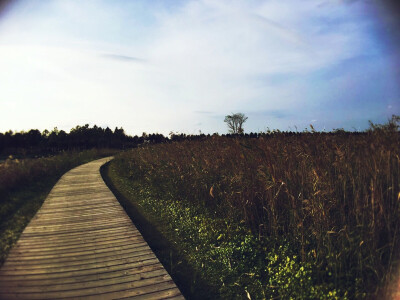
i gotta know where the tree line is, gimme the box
[0,124,216,157]
[1,115,397,157]
[0,125,138,156]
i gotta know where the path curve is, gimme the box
[0,157,183,300]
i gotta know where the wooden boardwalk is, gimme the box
[0,157,183,299]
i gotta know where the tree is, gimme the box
[224,113,248,134]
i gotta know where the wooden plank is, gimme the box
[0,258,161,281]
[48,190,114,197]
[8,238,147,257]
[14,231,139,248]
[5,241,149,261]
[41,195,116,205]
[0,263,163,287]
[1,248,153,270]
[26,216,131,228]
[8,235,147,255]
[14,231,140,247]
[0,278,177,299]
[0,269,168,293]
[36,202,117,211]
[29,213,127,225]
[3,245,152,267]
[3,246,152,268]
[66,281,179,300]
[163,296,186,300]
[24,216,131,230]
[35,203,119,214]
[18,225,137,241]
[122,288,184,300]
[20,222,133,237]
[1,253,158,275]
[0,157,183,299]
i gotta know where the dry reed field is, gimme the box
[111,120,400,299]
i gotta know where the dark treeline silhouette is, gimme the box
[2,116,398,157]
[0,125,140,157]
[0,126,378,158]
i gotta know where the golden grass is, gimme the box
[117,129,399,297]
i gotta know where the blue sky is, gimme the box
[0,0,399,135]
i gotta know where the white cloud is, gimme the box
[0,0,395,134]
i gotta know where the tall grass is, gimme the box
[114,125,399,298]
[0,149,115,193]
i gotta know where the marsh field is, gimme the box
[1,120,399,299]
[104,123,399,299]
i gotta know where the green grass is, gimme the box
[0,149,118,266]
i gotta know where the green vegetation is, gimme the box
[0,149,117,265]
[105,118,399,299]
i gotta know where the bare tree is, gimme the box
[224,113,248,134]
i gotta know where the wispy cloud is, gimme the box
[194,111,214,114]
[250,110,291,119]
[0,0,398,134]
[101,54,145,62]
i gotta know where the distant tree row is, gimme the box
[1,115,398,157]
[0,125,383,157]
[0,125,140,156]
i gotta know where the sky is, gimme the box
[0,0,399,135]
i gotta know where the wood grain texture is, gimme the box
[0,157,183,300]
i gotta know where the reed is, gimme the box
[114,122,399,298]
